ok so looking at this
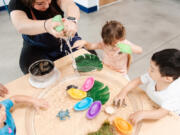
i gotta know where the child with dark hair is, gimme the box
[113,48,180,124]
[73,20,142,80]
[0,95,48,134]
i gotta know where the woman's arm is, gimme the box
[10,10,64,37]
[59,0,80,20]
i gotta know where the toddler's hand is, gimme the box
[72,40,87,49]
[129,111,144,125]
[33,99,49,111]
[113,91,126,107]
[0,83,8,97]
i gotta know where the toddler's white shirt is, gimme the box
[140,73,180,114]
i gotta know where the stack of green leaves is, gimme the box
[87,80,110,105]
[75,54,103,72]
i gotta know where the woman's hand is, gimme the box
[0,83,8,97]
[63,19,77,38]
[72,40,87,49]
[45,18,66,38]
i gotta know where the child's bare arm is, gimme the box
[10,95,48,110]
[123,39,143,54]
[129,108,169,125]
[0,83,8,97]
[113,77,142,107]
[72,40,102,50]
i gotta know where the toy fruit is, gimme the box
[86,101,102,119]
[67,88,87,100]
[81,77,94,91]
[74,97,93,111]
[114,117,133,135]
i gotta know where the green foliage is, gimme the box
[75,54,103,72]
[87,80,110,105]
[87,121,115,135]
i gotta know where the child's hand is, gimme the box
[129,111,144,125]
[113,91,126,107]
[72,40,87,49]
[33,99,49,111]
[0,83,8,97]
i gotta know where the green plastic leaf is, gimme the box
[52,15,64,32]
[87,80,110,105]
[75,54,103,72]
[88,121,115,135]
[116,43,132,54]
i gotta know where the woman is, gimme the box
[8,0,82,74]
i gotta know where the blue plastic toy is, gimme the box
[56,109,70,120]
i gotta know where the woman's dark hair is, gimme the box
[152,49,180,80]
[101,20,126,45]
[21,0,59,18]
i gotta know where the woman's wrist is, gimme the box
[44,20,48,33]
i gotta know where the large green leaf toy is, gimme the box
[75,54,103,72]
[87,80,110,105]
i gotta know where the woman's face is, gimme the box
[33,0,51,11]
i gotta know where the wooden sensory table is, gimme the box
[1,49,180,135]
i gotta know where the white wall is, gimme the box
[0,0,10,7]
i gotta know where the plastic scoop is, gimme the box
[74,97,93,111]
[114,117,133,135]
[116,43,132,54]
[52,15,64,32]
[86,101,102,119]
[67,88,87,100]
[81,77,94,91]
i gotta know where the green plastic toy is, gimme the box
[52,15,64,32]
[87,80,110,105]
[88,121,115,135]
[116,43,132,54]
[75,54,103,72]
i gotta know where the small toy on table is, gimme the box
[56,109,70,120]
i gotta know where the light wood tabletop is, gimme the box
[1,49,180,135]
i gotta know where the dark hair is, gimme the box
[21,0,59,18]
[21,0,35,7]
[152,49,180,80]
[101,20,126,45]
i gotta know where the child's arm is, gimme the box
[113,77,142,107]
[0,83,8,97]
[129,108,169,125]
[72,40,103,50]
[10,95,48,110]
[122,39,143,54]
